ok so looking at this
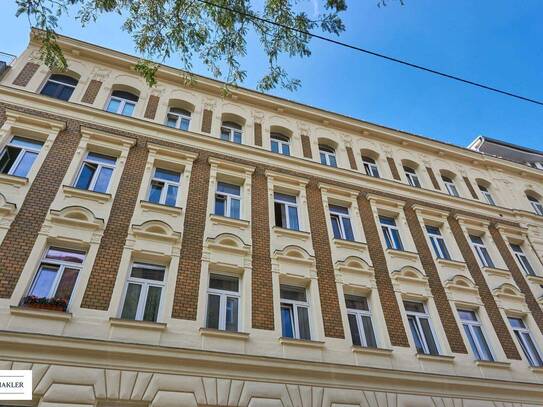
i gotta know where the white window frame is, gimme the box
[220,122,243,144]
[280,286,311,340]
[469,235,495,268]
[345,295,377,347]
[148,167,181,206]
[511,244,536,276]
[40,74,77,100]
[361,156,380,177]
[26,247,85,308]
[458,309,494,361]
[215,182,242,219]
[329,204,354,241]
[319,145,337,167]
[404,301,440,355]
[0,136,43,177]
[528,196,543,216]
[270,133,290,155]
[206,273,241,331]
[426,225,451,260]
[274,193,299,230]
[74,152,117,193]
[442,176,460,197]
[478,185,496,205]
[166,107,191,130]
[509,317,543,367]
[404,166,421,187]
[120,262,166,322]
[380,216,404,250]
[106,93,137,116]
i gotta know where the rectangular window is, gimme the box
[379,216,404,250]
[510,244,536,276]
[148,168,181,206]
[404,301,440,355]
[206,273,240,331]
[0,136,43,178]
[345,294,377,347]
[442,177,460,197]
[404,167,421,188]
[214,182,241,219]
[280,285,311,340]
[25,247,86,311]
[361,157,380,178]
[469,235,495,268]
[509,317,543,367]
[120,263,165,322]
[425,225,451,260]
[329,204,354,241]
[74,152,116,193]
[274,192,299,230]
[458,309,493,361]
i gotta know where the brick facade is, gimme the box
[301,134,313,159]
[171,153,210,319]
[251,167,274,330]
[386,157,401,181]
[254,122,262,147]
[81,80,103,104]
[426,167,441,190]
[346,146,358,170]
[201,109,213,133]
[306,180,344,338]
[81,142,149,310]
[447,214,521,359]
[357,194,410,347]
[12,62,39,87]
[463,176,479,200]
[404,204,467,353]
[143,95,160,120]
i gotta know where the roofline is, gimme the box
[473,135,543,157]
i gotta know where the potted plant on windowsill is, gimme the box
[21,296,68,312]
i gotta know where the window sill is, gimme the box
[140,200,183,217]
[0,173,28,187]
[351,346,393,356]
[530,366,543,374]
[416,353,455,364]
[199,327,250,340]
[279,337,325,348]
[332,238,368,251]
[481,267,510,278]
[526,275,543,285]
[435,258,467,270]
[475,360,511,370]
[10,305,72,321]
[63,185,111,203]
[385,248,419,261]
[109,317,167,331]
[272,226,311,241]
[209,214,250,230]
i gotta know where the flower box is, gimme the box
[21,296,68,312]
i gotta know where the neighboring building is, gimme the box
[469,135,543,171]
[0,30,543,406]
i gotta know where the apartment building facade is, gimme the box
[0,30,543,406]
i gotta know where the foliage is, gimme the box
[22,295,68,311]
[15,0,349,92]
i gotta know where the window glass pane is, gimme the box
[45,247,86,263]
[508,317,525,329]
[469,235,483,245]
[408,316,425,353]
[12,151,38,177]
[180,118,190,131]
[11,136,43,150]
[282,144,290,156]
[522,333,543,366]
[404,301,425,313]
[320,152,327,165]
[112,90,138,101]
[155,168,180,182]
[343,218,354,241]
[75,162,97,190]
[391,229,404,250]
[480,247,495,268]
[0,146,19,174]
[165,185,178,206]
[463,324,481,359]
[54,267,79,302]
[230,198,241,219]
[217,182,240,195]
[330,215,342,239]
[329,204,348,214]
[143,286,162,322]
[297,306,311,340]
[233,131,242,144]
[425,225,440,235]
[281,305,294,338]
[345,295,369,311]
[93,166,113,193]
[420,318,439,355]
[215,195,226,216]
[348,314,361,346]
[274,192,296,203]
[274,202,285,228]
[288,206,299,230]
[87,152,116,165]
[121,283,142,320]
[362,315,377,347]
[58,85,74,101]
[130,264,165,281]
[329,154,337,167]
[149,181,163,203]
[49,74,78,86]
[473,325,493,361]
[280,285,307,301]
[166,115,178,128]
[458,309,477,321]
[40,82,60,98]
[29,265,58,298]
[271,140,279,153]
[106,98,121,113]
[209,274,239,292]
[437,239,450,259]
[220,128,230,141]
[382,227,393,249]
[121,102,135,116]
[225,297,239,331]
[520,256,535,275]
[206,294,220,329]
[379,216,395,226]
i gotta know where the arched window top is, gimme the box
[107,88,139,116]
[361,156,376,164]
[528,194,540,202]
[360,148,379,161]
[319,143,337,167]
[222,121,242,130]
[168,98,195,113]
[476,178,491,189]
[527,192,543,216]
[49,74,78,86]
[40,73,79,101]
[220,120,243,144]
[319,144,335,153]
[169,107,192,117]
[111,89,139,102]
[166,106,192,131]
[440,169,457,180]
[270,132,290,142]
[404,165,417,174]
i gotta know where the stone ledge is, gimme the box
[279,337,325,348]
[526,275,543,285]
[530,366,543,374]
[199,328,250,340]
[416,353,455,364]
[475,360,511,370]
[0,173,28,187]
[63,185,111,203]
[272,226,311,241]
[481,267,510,278]
[10,305,72,321]
[332,238,368,251]
[385,248,419,261]
[209,214,250,230]
[436,258,467,270]
[109,317,167,331]
[351,346,393,356]
[140,200,183,217]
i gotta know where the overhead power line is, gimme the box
[195,0,543,107]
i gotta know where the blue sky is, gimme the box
[1,1,541,150]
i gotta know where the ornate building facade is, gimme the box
[0,30,543,406]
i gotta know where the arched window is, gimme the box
[166,107,191,131]
[403,165,420,187]
[319,144,337,167]
[527,194,543,216]
[40,74,78,101]
[477,182,495,206]
[270,132,290,156]
[106,90,139,116]
[441,174,459,197]
[220,121,242,144]
[361,156,380,178]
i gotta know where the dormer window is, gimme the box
[270,133,290,156]
[166,107,191,131]
[106,90,139,117]
[220,121,242,144]
[319,145,337,167]
[40,74,78,101]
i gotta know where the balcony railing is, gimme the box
[0,52,16,78]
